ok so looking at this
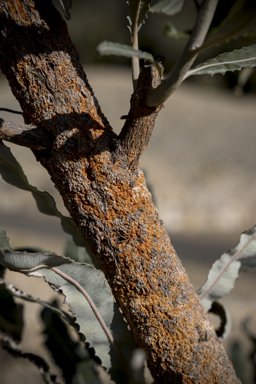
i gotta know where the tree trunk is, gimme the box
[0,1,240,383]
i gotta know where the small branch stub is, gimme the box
[0,118,51,150]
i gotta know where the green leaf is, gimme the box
[41,300,90,383]
[0,337,58,384]
[209,302,232,341]
[64,236,94,265]
[98,41,154,62]
[58,0,73,20]
[0,230,10,250]
[0,284,24,341]
[127,0,153,33]
[186,44,256,78]
[72,360,102,384]
[150,0,185,15]
[97,41,162,75]
[197,224,256,312]
[203,0,256,49]
[5,283,75,327]
[163,21,190,39]
[5,281,101,381]
[0,142,91,252]
[234,67,254,95]
[0,248,137,382]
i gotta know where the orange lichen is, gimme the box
[0,1,240,382]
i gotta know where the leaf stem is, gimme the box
[131,0,141,89]
[146,0,219,107]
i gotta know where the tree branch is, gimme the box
[193,0,200,12]
[118,57,164,170]
[131,0,141,90]
[0,108,22,115]
[147,0,219,107]
[0,118,51,150]
[0,1,240,383]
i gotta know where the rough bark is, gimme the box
[0,1,240,383]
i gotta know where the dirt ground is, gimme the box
[0,66,255,383]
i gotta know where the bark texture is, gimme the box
[0,1,240,383]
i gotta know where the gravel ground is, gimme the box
[0,66,255,383]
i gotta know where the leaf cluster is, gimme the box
[0,230,140,383]
[95,0,256,105]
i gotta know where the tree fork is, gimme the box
[0,1,240,383]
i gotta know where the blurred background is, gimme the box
[0,0,256,383]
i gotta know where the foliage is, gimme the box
[229,317,256,383]
[1,0,256,383]
[185,45,256,78]
[0,231,140,383]
[198,226,256,313]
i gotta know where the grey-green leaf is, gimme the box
[0,142,88,250]
[209,302,232,341]
[5,283,75,327]
[58,0,73,20]
[203,0,256,49]
[0,283,24,342]
[150,0,185,15]
[98,41,154,61]
[64,236,94,265]
[197,225,256,312]
[1,337,58,384]
[186,44,256,78]
[97,41,162,76]
[0,230,10,250]
[163,21,190,39]
[0,248,137,381]
[127,0,153,32]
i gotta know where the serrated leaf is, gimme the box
[58,0,73,20]
[73,359,102,384]
[150,0,185,15]
[0,248,137,382]
[0,284,24,341]
[5,283,101,382]
[5,283,75,326]
[0,230,10,281]
[242,316,255,339]
[0,230,10,250]
[97,41,162,75]
[98,41,154,61]
[41,300,86,383]
[186,44,256,78]
[127,0,152,33]
[0,337,58,384]
[197,225,256,312]
[163,21,190,39]
[0,142,94,256]
[234,67,254,95]
[209,302,232,341]
[64,236,94,265]
[203,0,256,49]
